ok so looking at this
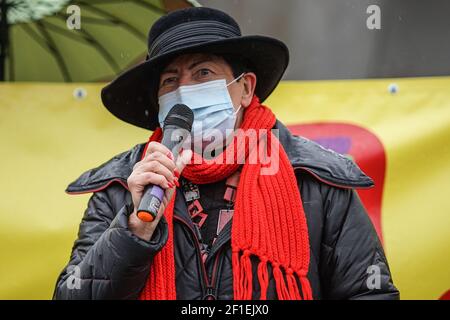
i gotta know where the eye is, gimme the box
[161,76,177,87]
[196,68,213,78]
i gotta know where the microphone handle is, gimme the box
[136,126,188,222]
[136,184,165,222]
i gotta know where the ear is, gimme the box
[241,72,257,108]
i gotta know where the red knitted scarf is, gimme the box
[139,96,312,300]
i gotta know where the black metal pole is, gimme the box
[0,0,9,81]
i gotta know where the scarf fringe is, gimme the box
[232,250,241,299]
[234,251,313,300]
[273,264,290,300]
[257,258,269,300]
[287,270,302,300]
[241,250,253,300]
[300,275,313,300]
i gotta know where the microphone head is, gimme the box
[163,104,194,132]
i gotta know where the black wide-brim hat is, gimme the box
[101,7,289,131]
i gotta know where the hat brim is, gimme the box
[101,35,289,130]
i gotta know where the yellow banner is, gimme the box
[0,77,449,299]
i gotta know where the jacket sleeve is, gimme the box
[319,187,400,300]
[52,189,168,300]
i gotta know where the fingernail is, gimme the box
[174,178,180,188]
[174,169,180,178]
[168,182,173,188]
[166,151,174,160]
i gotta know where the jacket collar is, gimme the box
[275,120,373,188]
[66,121,373,194]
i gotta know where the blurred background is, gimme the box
[0,0,449,299]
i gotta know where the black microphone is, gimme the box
[137,104,194,222]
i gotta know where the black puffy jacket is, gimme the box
[53,121,399,300]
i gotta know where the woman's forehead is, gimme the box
[163,53,228,72]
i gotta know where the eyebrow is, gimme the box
[188,58,214,70]
[161,58,215,75]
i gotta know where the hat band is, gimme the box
[149,20,241,58]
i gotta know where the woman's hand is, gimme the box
[127,142,192,241]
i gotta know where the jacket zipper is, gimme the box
[173,215,222,300]
[206,247,223,300]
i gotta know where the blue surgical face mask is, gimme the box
[158,74,244,145]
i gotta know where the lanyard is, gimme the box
[181,169,241,261]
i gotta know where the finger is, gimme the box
[137,160,175,184]
[134,171,171,189]
[144,141,174,160]
[175,149,193,173]
[141,151,176,172]
[154,150,192,221]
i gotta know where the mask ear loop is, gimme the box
[226,73,245,87]
[228,72,246,121]
[233,104,242,116]
[227,73,245,115]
